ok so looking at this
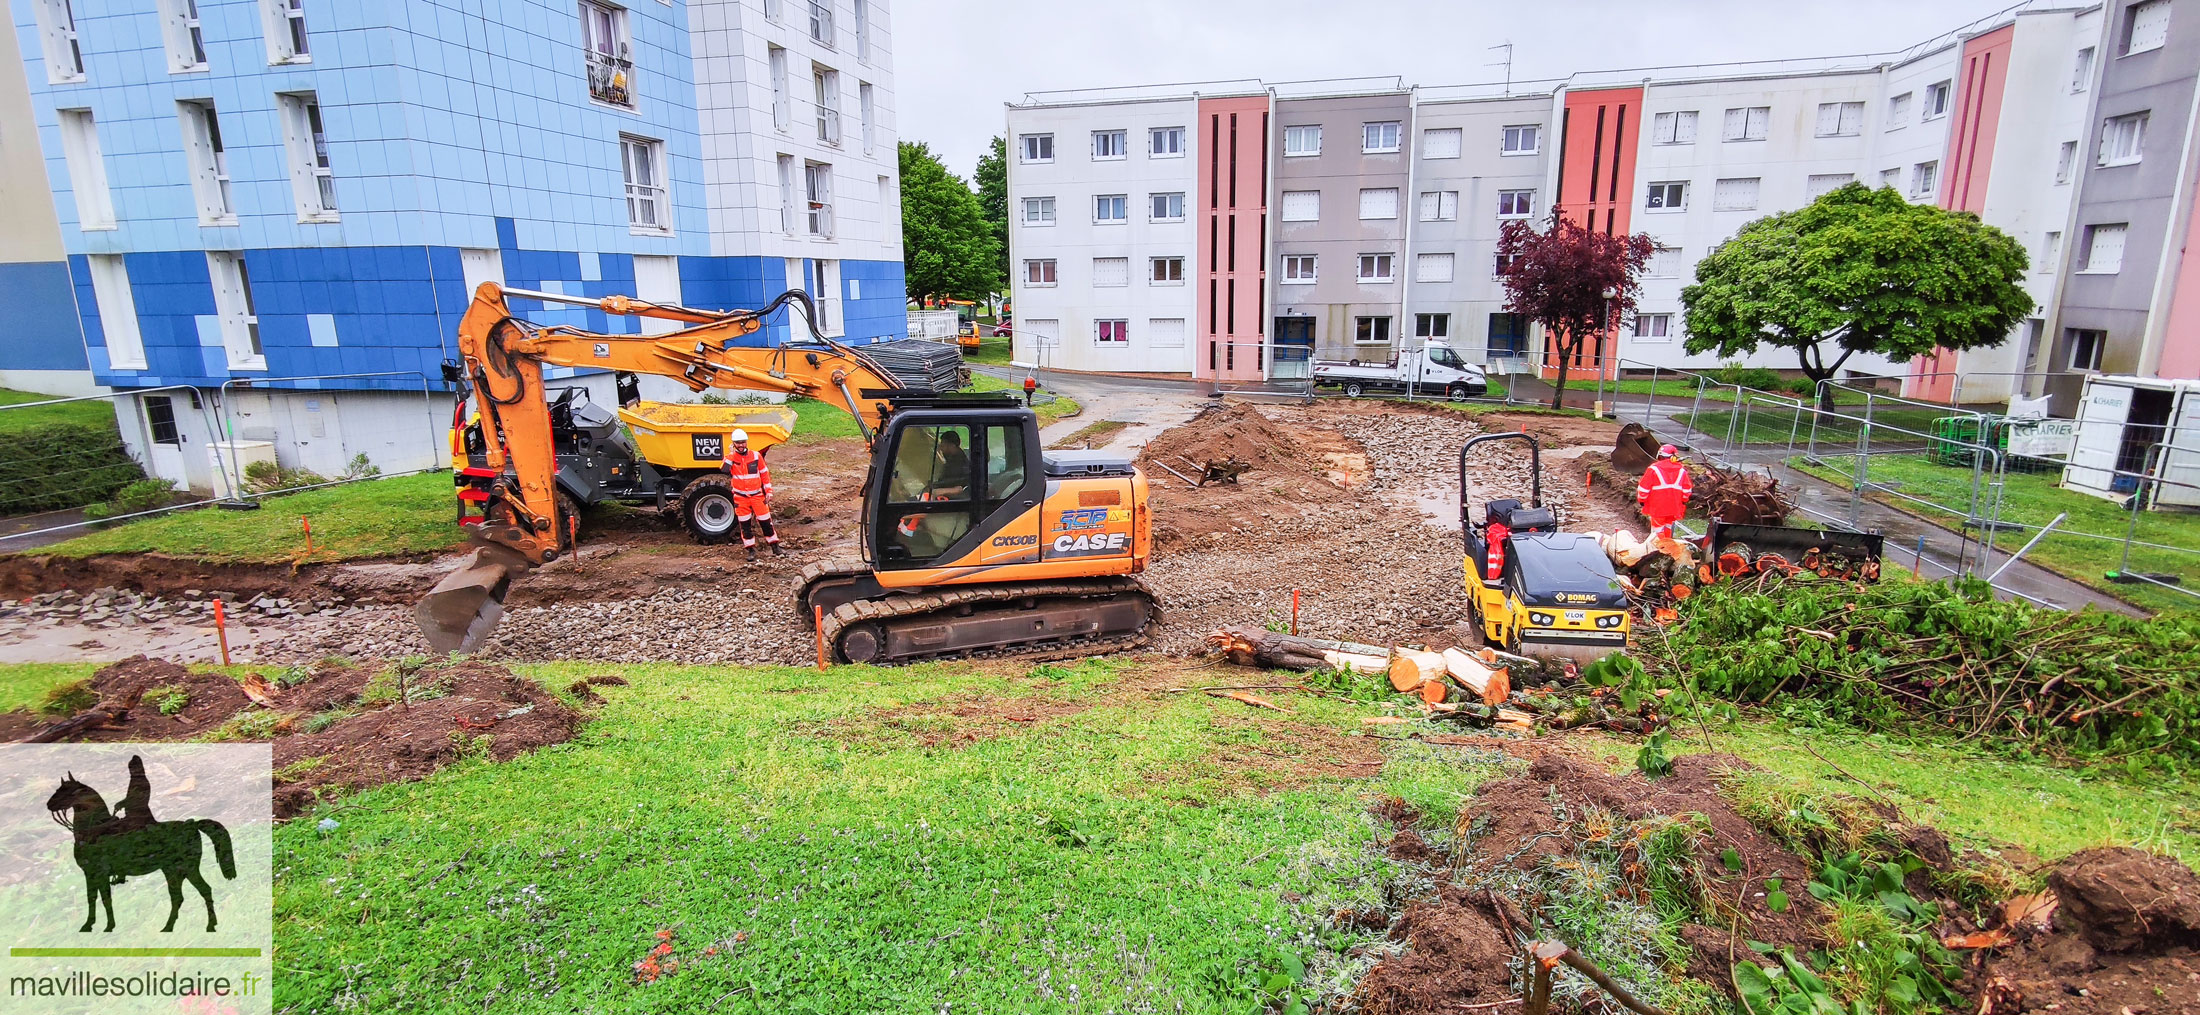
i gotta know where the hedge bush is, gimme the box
[0,423,146,515]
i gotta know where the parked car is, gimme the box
[990,318,1013,338]
[1312,342,1487,400]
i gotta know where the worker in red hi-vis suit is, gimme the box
[1636,444,1695,540]
[721,429,782,562]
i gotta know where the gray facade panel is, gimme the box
[1270,93,1414,358]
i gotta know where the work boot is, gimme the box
[745,546,758,563]
[770,542,784,557]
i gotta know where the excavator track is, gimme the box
[795,557,872,629]
[819,577,1156,665]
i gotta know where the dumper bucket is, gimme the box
[414,544,535,654]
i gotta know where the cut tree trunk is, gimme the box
[1389,648,1446,693]
[1442,647,1512,705]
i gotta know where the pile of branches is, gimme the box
[1654,577,2200,760]
[1690,463,1795,525]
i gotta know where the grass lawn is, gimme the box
[0,387,120,436]
[963,336,1015,366]
[30,472,463,564]
[1788,453,2200,614]
[0,656,2190,1010]
[1676,405,1959,446]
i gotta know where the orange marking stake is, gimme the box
[213,598,232,666]
[1291,589,1301,635]
[813,605,827,671]
[300,515,315,554]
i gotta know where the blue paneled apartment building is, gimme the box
[7,0,904,490]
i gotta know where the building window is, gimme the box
[1019,133,1053,163]
[777,154,796,232]
[57,109,113,229]
[1922,81,1952,120]
[1359,188,1398,220]
[1415,253,1454,283]
[768,47,791,129]
[1282,254,1317,283]
[1095,320,1128,346]
[1093,257,1128,287]
[1722,106,1770,141]
[810,258,841,336]
[1024,259,1056,286]
[1149,318,1186,349]
[1806,173,1854,200]
[1713,177,1761,211]
[1909,161,1938,199]
[1150,192,1184,221]
[580,2,631,106]
[1422,127,1462,159]
[1494,252,1519,276]
[1280,190,1319,222]
[1150,126,1185,157]
[1093,194,1127,223]
[814,65,841,145]
[2099,112,2149,166]
[808,0,834,47]
[2066,328,2106,371]
[1021,196,1055,225]
[160,0,209,72]
[2078,223,2127,273]
[145,396,182,444]
[763,0,782,22]
[1026,319,1060,349]
[1644,180,1687,211]
[179,100,234,224]
[2072,46,2095,91]
[1881,167,1901,188]
[1886,93,1912,127]
[2121,0,2169,55]
[1356,253,1394,283]
[2056,141,2078,183]
[207,251,263,369]
[1815,101,1865,137]
[622,135,669,233]
[37,0,85,82]
[278,92,338,221]
[1283,124,1322,156]
[1091,129,1127,160]
[1501,124,1539,155]
[2040,231,2061,270]
[1488,313,1527,356]
[1633,313,1673,339]
[1646,246,1682,277]
[1415,313,1450,339]
[1354,316,1393,344]
[1362,121,1401,153]
[1151,256,1184,284]
[1419,190,1459,221]
[854,0,870,61]
[1495,189,1534,219]
[1650,110,1698,145]
[805,162,834,236]
[858,82,875,153]
[86,254,146,370]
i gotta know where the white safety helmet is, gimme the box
[730,428,750,444]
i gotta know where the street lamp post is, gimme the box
[1596,286,1618,418]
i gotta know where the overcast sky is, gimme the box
[897,0,2020,178]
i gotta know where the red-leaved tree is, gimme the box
[1496,216,1656,409]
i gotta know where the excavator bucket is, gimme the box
[1610,423,1664,473]
[414,544,535,654]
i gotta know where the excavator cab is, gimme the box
[867,399,1042,568]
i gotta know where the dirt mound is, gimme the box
[1982,848,2200,1014]
[1138,403,1371,557]
[1140,402,1339,479]
[1356,886,1522,1013]
[3,656,595,819]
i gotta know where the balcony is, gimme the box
[587,48,634,108]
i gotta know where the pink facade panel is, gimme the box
[2161,191,2200,380]
[1907,26,2012,404]
[1194,95,1269,381]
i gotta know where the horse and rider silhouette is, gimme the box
[44,756,236,933]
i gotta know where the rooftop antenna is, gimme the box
[1488,42,1514,94]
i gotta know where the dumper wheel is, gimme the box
[678,475,740,545]
[556,492,582,551]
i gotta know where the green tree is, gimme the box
[899,140,1002,303]
[1681,183,2032,409]
[973,136,1010,291]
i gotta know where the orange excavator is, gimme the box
[416,282,1157,664]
